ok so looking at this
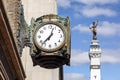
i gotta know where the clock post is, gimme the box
[27,14,71,69]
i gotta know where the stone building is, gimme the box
[0,0,64,80]
[0,0,26,80]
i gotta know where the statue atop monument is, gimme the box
[89,19,98,40]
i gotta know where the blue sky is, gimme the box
[57,0,120,80]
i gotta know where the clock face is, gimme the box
[34,23,65,52]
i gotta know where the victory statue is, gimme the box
[89,19,98,40]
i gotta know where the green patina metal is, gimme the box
[18,14,71,68]
[17,2,29,55]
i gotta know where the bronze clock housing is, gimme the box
[29,14,71,69]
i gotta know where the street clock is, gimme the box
[33,22,66,52]
[28,14,71,69]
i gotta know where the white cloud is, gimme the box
[71,49,120,66]
[71,49,89,66]
[74,0,119,5]
[57,0,118,18]
[57,0,71,8]
[65,73,87,80]
[72,24,90,33]
[74,13,81,18]
[67,49,120,80]
[81,7,117,17]
[57,0,119,8]
[98,21,120,36]
[101,49,120,63]
[72,21,120,37]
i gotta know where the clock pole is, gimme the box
[89,20,101,80]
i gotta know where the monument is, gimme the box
[89,20,101,80]
[89,19,98,40]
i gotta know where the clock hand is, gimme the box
[48,28,54,40]
[42,37,49,46]
[43,28,54,44]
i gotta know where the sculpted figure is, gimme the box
[89,19,98,40]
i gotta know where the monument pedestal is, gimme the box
[89,40,101,80]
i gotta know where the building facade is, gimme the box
[0,0,64,80]
[0,0,26,80]
[21,0,61,80]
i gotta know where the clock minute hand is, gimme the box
[43,28,54,43]
[48,28,54,40]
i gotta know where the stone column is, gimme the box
[89,40,101,80]
[21,0,60,80]
[22,0,57,24]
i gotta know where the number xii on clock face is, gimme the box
[34,22,66,52]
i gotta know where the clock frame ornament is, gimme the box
[28,14,71,69]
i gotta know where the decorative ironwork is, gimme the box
[17,14,70,68]
[17,2,29,55]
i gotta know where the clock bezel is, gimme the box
[33,21,66,52]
